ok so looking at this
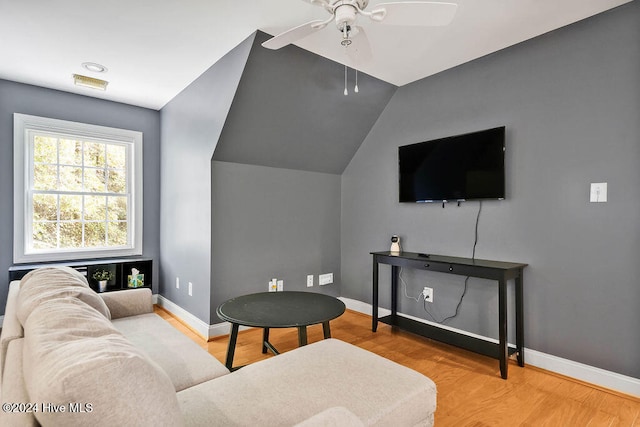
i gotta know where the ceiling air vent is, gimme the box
[73,74,108,91]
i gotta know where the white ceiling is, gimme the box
[0,0,630,110]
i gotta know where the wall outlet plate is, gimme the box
[269,278,277,292]
[188,282,193,296]
[307,275,314,287]
[319,273,333,286]
[422,286,433,302]
[277,280,283,292]
[590,182,607,202]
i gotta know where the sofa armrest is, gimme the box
[1,282,25,380]
[0,339,38,427]
[99,288,153,319]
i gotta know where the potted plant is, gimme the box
[92,269,114,293]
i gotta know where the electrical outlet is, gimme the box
[188,282,193,296]
[277,280,283,292]
[319,273,333,286]
[307,274,314,287]
[176,277,180,289]
[422,287,433,302]
[269,278,277,292]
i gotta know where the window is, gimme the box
[14,114,143,263]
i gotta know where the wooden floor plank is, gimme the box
[155,307,639,426]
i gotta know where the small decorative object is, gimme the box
[92,269,113,293]
[390,235,401,254]
[128,268,144,288]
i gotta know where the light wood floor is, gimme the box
[155,307,639,426]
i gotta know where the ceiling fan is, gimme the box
[262,0,458,58]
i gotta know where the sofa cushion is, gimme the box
[22,297,183,427]
[112,313,230,391]
[177,338,436,426]
[17,266,111,325]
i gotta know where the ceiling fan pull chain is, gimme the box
[344,64,349,96]
[354,69,359,93]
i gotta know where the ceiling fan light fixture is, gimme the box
[73,74,109,91]
[335,3,358,28]
[341,24,353,47]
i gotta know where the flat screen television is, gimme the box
[399,126,505,203]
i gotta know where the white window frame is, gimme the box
[13,113,143,263]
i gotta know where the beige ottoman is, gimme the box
[177,338,436,426]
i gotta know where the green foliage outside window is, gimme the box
[31,135,129,250]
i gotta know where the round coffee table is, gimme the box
[217,291,346,370]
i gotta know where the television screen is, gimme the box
[399,126,505,202]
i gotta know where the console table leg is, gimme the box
[515,271,525,367]
[225,323,240,370]
[391,265,399,317]
[372,259,379,332]
[498,278,508,379]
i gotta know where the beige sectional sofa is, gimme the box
[0,267,437,426]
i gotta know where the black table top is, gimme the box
[216,291,346,328]
[371,251,528,271]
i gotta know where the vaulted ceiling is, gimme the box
[0,0,631,110]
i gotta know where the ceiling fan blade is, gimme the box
[370,2,458,27]
[299,0,335,14]
[262,20,328,50]
[346,26,373,64]
[307,0,332,10]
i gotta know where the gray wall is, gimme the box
[0,79,161,314]
[159,34,254,323]
[206,32,393,321]
[158,29,393,324]
[211,161,341,311]
[341,2,640,378]
[214,32,396,175]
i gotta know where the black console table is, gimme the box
[371,251,527,379]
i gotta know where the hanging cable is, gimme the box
[420,201,483,324]
[439,200,482,324]
[400,268,422,303]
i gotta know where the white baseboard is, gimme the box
[154,294,247,340]
[525,349,640,397]
[155,295,213,339]
[339,297,640,398]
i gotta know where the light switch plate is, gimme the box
[590,182,607,203]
